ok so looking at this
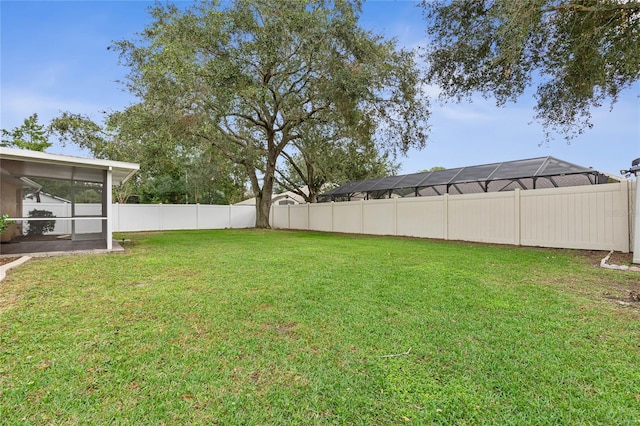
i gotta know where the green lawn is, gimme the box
[1,229,639,424]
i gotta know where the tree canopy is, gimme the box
[50,111,248,204]
[277,135,398,203]
[421,0,640,140]
[112,0,429,227]
[1,113,52,151]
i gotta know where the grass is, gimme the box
[1,229,639,425]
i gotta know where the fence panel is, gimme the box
[22,202,106,235]
[23,202,71,234]
[160,204,198,230]
[333,202,362,234]
[309,203,333,232]
[520,183,629,251]
[362,199,395,236]
[73,219,103,236]
[447,191,516,245]
[198,205,232,229]
[396,197,445,239]
[230,206,257,228]
[271,205,290,229]
[289,204,309,230]
[115,204,162,231]
[271,181,633,253]
[110,204,255,232]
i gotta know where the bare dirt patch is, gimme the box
[0,257,20,267]
[603,290,640,307]
[275,322,298,333]
[580,250,634,268]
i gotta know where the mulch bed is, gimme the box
[0,257,21,267]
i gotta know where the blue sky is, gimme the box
[1,0,639,176]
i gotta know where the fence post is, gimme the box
[306,203,310,230]
[514,189,521,246]
[443,194,449,240]
[393,197,398,236]
[632,180,640,263]
[65,202,72,234]
[360,200,364,234]
[617,180,630,254]
[331,201,335,232]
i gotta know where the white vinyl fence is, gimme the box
[22,203,256,234]
[272,181,637,253]
[112,204,255,231]
[21,202,102,235]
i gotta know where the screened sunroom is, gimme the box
[0,147,138,254]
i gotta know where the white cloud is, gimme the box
[438,105,496,122]
[418,82,442,98]
[0,88,106,129]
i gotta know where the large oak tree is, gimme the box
[421,0,640,140]
[113,0,429,227]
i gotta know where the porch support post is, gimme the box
[70,169,76,240]
[105,167,113,250]
[633,179,640,264]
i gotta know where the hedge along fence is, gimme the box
[22,203,256,234]
[272,181,636,253]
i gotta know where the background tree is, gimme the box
[112,0,429,227]
[25,179,104,203]
[416,166,445,173]
[50,111,248,204]
[421,0,640,140]
[1,113,52,151]
[277,133,398,203]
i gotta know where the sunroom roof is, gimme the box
[0,147,139,184]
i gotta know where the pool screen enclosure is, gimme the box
[319,156,614,202]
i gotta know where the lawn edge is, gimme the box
[0,256,32,282]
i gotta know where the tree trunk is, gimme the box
[255,191,272,228]
[254,154,277,228]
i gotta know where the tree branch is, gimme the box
[544,2,640,14]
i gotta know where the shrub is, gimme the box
[0,214,15,234]
[26,209,56,236]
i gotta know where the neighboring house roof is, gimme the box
[320,156,615,201]
[235,186,309,206]
[0,174,43,190]
[24,192,71,203]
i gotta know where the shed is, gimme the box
[236,186,309,206]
